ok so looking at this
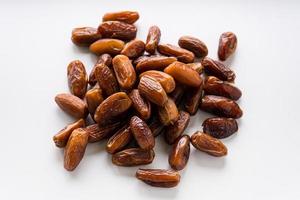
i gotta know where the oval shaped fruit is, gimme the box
[202,117,238,139]
[145,26,161,54]
[85,87,104,116]
[94,63,119,96]
[106,125,132,154]
[98,21,137,41]
[102,11,139,24]
[218,32,237,61]
[112,148,155,166]
[67,60,88,98]
[184,81,203,115]
[169,135,190,170]
[121,39,145,58]
[158,98,179,126]
[158,44,194,63]
[112,55,136,89]
[178,36,208,58]
[89,54,112,86]
[136,56,177,72]
[86,122,123,143]
[139,70,175,93]
[71,27,101,46]
[128,89,151,120]
[202,57,235,82]
[90,38,125,55]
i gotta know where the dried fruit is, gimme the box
[112,148,155,166]
[67,60,88,98]
[202,57,235,82]
[89,54,112,86]
[191,131,227,157]
[128,89,151,120]
[164,61,202,87]
[121,39,145,58]
[202,117,238,139]
[64,128,89,171]
[139,70,175,93]
[158,44,194,63]
[102,11,139,24]
[149,117,165,137]
[86,122,122,143]
[55,93,88,119]
[106,125,132,154]
[158,98,179,126]
[85,87,104,116]
[136,169,180,188]
[200,95,243,118]
[218,32,237,61]
[145,26,161,54]
[133,55,150,66]
[98,21,137,41]
[53,119,85,148]
[169,135,190,170]
[90,38,125,55]
[136,56,177,72]
[178,36,208,58]
[112,55,136,89]
[169,83,185,105]
[130,116,155,150]
[187,62,203,74]
[71,27,101,46]
[94,63,119,96]
[184,81,203,115]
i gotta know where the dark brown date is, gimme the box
[145,26,161,54]
[94,63,119,96]
[98,21,137,41]
[158,98,179,126]
[128,89,151,120]
[169,83,186,105]
[86,122,122,143]
[158,44,195,63]
[218,32,237,61]
[202,57,235,82]
[184,80,203,115]
[178,36,208,58]
[71,27,101,46]
[89,54,112,86]
[202,117,238,139]
[112,148,155,166]
[148,117,165,137]
[169,135,190,170]
[106,125,132,154]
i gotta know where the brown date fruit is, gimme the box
[136,56,177,72]
[89,54,112,86]
[85,87,104,116]
[169,83,185,105]
[86,122,122,143]
[145,26,161,54]
[202,117,238,139]
[112,55,136,90]
[169,135,190,170]
[204,76,242,100]
[158,44,194,63]
[90,38,125,55]
[200,95,243,118]
[112,148,155,166]
[187,62,203,74]
[218,32,237,61]
[67,60,88,98]
[158,97,179,126]
[136,169,180,188]
[133,55,151,66]
[139,70,175,93]
[202,57,235,82]
[71,27,101,46]
[130,116,155,150]
[191,131,227,157]
[164,111,190,144]
[148,117,165,137]
[102,11,139,24]
[121,39,145,59]
[128,89,151,120]
[98,21,137,41]
[106,125,132,154]
[53,119,85,148]
[184,80,203,115]
[178,36,208,58]
[94,63,119,96]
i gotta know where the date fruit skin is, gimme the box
[164,61,202,87]
[98,21,137,41]
[139,70,175,93]
[90,39,125,55]
[169,135,190,170]
[85,87,104,116]
[102,11,139,24]
[158,44,194,63]
[86,122,122,143]
[112,148,155,166]
[55,93,88,119]
[112,55,136,90]
[149,117,165,137]
[218,32,237,61]
[94,63,119,96]
[64,128,89,171]
[94,92,132,125]
[136,56,177,72]
[202,117,238,139]
[164,111,190,144]
[138,75,168,106]
[184,80,203,115]
[71,27,101,46]
[202,57,235,82]
[200,95,243,118]
[121,39,145,58]
[169,83,185,105]
[145,26,161,54]
[178,36,208,58]
[204,76,242,100]
[67,60,88,98]
[136,169,180,188]
[187,62,203,74]
[130,116,155,150]
[191,131,227,157]
[89,54,112,86]
[106,125,132,154]
[158,98,179,126]
[53,119,85,148]
[129,89,151,120]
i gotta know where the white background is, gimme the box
[1,0,300,199]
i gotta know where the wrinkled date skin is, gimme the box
[184,80,203,115]
[169,83,186,105]
[145,26,161,54]
[165,111,190,144]
[202,117,238,139]
[200,95,243,118]
[133,55,150,66]
[191,131,227,157]
[71,27,101,46]
[121,39,145,58]
[129,89,151,120]
[158,44,195,63]
[102,11,139,24]
[164,61,202,87]
[98,21,137,41]
[112,148,155,166]
[55,93,88,119]
[94,92,132,125]
[86,122,122,143]
[149,117,165,137]
[130,116,155,150]
[136,169,180,188]
[64,128,89,171]
[169,135,190,170]
[106,125,132,154]
[202,57,236,82]
[178,36,208,58]
[53,119,85,148]
[204,76,242,100]
[90,39,125,55]
[67,60,88,98]
[112,55,136,89]
[89,54,112,86]
[94,63,119,96]
[138,75,168,106]
[187,62,203,74]
[136,56,177,72]
[139,70,175,93]
[218,32,237,61]
[158,98,179,126]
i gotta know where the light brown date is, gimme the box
[145,26,161,54]
[136,56,177,72]
[112,148,155,166]
[94,63,119,96]
[90,38,125,55]
[106,125,132,154]
[112,55,136,89]
[71,27,101,46]
[218,32,237,61]
[158,97,179,126]
[102,11,139,24]
[202,117,238,139]
[128,89,151,120]
[89,54,112,86]
[98,21,137,41]
[139,70,175,93]
[184,80,203,115]
[121,39,145,58]
[86,122,122,143]
[202,57,235,82]
[67,60,88,98]
[85,87,104,116]
[178,36,208,58]
[158,44,194,63]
